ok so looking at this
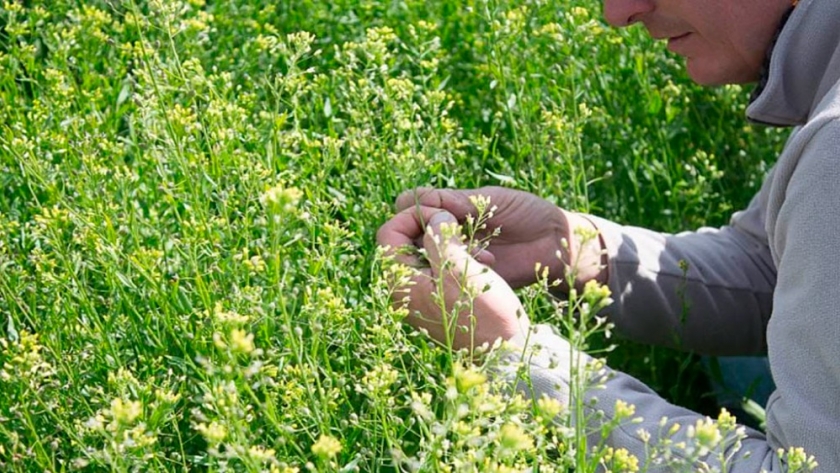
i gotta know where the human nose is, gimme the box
[603,0,655,27]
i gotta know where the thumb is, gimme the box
[422,211,530,348]
[423,211,466,269]
[423,211,493,284]
[420,211,495,266]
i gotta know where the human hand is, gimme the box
[394,187,604,290]
[376,205,530,351]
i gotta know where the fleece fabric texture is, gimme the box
[507,0,840,470]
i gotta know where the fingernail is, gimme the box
[429,212,457,227]
[428,212,454,227]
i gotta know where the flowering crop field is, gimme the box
[0,0,791,472]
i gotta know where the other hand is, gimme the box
[376,206,530,351]
[394,187,603,290]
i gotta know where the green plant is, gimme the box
[0,0,801,471]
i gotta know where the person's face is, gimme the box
[603,0,792,85]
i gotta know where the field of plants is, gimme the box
[0,0,794,471]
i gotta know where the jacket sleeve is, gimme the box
[502,325,796,472]
[500,122,840,471]
[761,120,840,471]
[581,175,777,355]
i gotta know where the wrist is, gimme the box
[556,210,608,291]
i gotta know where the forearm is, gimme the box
[575,213,775,356]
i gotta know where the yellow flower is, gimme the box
[689,417,723,455]
[311,434,341,459]
[717,408,736,430]
[3,1,24,13]
[230,329,255,354]
[571,7,589,18]
[454,365,486,393]
[604,447,640,472]
[110,398,142,425]
[260,184,302,212]
[781,447,818,472]
[614,399,636,420]
[361,363,399,395]
[248,445,276,462]
[498,423,533,457]
[272,467,300,473]
[536,394,564,421]
[196,421,227,444]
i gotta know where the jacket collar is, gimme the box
[746,0,840,126]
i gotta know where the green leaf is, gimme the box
[485,170,517,186]
[6,314,18,343]
[324,96,332,118]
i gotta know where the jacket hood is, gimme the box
[746,0,840,126]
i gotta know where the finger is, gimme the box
[395,188,478,220]
[421,212,529,348]
[416,236,494,265]
[474,248,496,267]
[391,266,432,309]
[377,205,450,247]
[422,211,500,288]
[376,206,454,266]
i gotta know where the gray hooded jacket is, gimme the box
[510,0,840,470]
